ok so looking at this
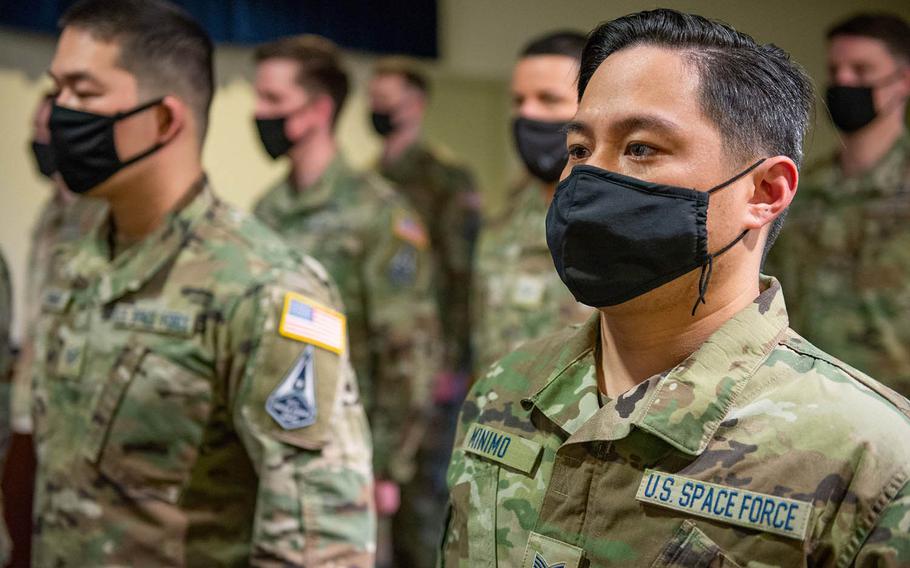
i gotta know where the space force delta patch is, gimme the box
[636,469,812,540]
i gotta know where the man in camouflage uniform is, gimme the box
[31,2,374,565]
[443,10,910,567]
[473,31,593,374]
[11,93,107,438]
[369,57,482,567]
[767,13,910,397]
[250,35,441,552]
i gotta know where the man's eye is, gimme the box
[626,142,655,158]
[568,145,590,160]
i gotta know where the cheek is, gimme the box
[113,114,158,159]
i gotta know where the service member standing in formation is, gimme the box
[368,57,482,567]
[472,31,593,374]
[443,9,910,567]
[11,93,107,439]
[767,13,910,398]
[32,1,374,565]
[250,33,442,547]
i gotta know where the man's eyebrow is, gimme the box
[564,120,591,136]
[46,68,102,86]
[611,114,682,136]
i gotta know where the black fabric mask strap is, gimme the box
[707,158,767,194]
[691,228,750,316]
[114,97,165,121]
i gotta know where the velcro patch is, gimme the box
[42,287,72,314]
[112,304,197,337]
[393,214,429,250]
[267,344,318,430]
[279,292,346,354]
[636,469,812,540]
[463,423,542,475]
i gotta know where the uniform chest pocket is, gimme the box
[83,344,213,503]
[442,456,498,567]
[652,520,741,568]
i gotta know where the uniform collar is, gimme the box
[261,154,352,219]
[815,130,910,198]
[62,176,214,304]
[524,276,790,455]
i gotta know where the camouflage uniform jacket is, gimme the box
[378,142,481,374]
[443,277,910,567]
[767,133,910,397]
[31,181,375,567]
[472,178,592,374]
[12,192,106,434]
[255,155,441,483]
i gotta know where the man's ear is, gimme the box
[743,156,798,231]
[156,95,186,144]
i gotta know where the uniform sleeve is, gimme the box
[226,274,376,567]
[854,479,910,567]
[361,203,443,483]
[436,165,482,374]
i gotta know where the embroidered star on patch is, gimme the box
[266,344,318,430]
[533,553,566,568]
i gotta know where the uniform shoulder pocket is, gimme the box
[651,520,742,568]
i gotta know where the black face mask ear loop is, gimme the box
[690,158,767,316]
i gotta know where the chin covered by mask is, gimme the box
[826,85,877,133]
[513,117,569,183]
[255,116,293,159]
[546,159,764,314]
[49,98,166,195]
[370,111,396,137]
[31,140,57,178]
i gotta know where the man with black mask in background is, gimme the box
[767,13,910,397]
[472,31,593,374]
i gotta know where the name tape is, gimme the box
[636,469,812,540]
[463,423,543,475]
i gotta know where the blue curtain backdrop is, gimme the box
[0,0,438,57]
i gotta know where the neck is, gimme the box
[540,181,557,206]
[381,122,421,165]
[106,155,203,244]
[289,130,337,190]
[597,257,760,398]
[839,114,905,177]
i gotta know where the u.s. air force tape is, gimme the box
[463,423,543,475]
[636,469,813,540]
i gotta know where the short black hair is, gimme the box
[60,0,214,142]
[255,35,350,128]
[520,30,587,61]
[827,13,910,64]
[373,56,430,97]
[580,9,814,258]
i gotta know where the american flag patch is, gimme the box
[278,293,346,354]
[393,215,429,249]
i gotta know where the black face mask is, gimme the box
[255,116,292,159]
[513,117,569,183]
[371,111,395,137]
[31,140,56,178]
[826,85,876,133]
[49,98,166,195]
[546,159,765,314]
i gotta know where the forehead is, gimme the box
[255,58,300,85]
[511,55,579,91]
[51,26,121,76]
[828,35,896,64]
[577,45,707,126]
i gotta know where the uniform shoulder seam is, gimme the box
[837,468,910,567]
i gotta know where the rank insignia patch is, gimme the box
[533,553,566,568]
[267,344,318,430]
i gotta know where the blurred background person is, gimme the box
[767,12,910,397]
[250,34,442,564]
[472,31,593,375]
[368,55,481,568]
